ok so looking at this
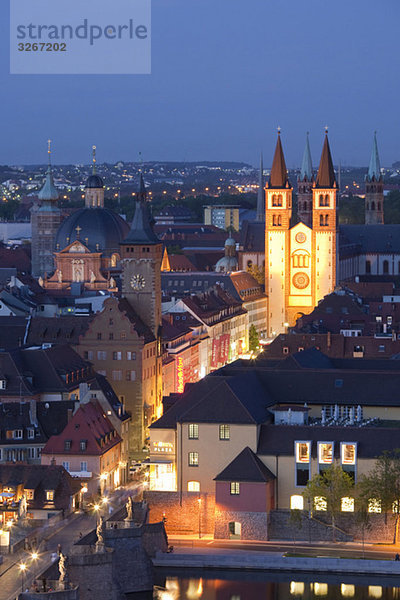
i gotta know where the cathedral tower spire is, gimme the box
[31,140,62,278]
[265,130,293,337]
[256,153,265,222]
[365,132,384,224]
[297,132,313,227]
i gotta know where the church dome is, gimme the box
[85,174,104,189]
[225,237,236,247]
[55,208,129,255]
[215,255,238,273]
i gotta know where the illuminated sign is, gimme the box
[176,356,184,393]
[151,441,174,453]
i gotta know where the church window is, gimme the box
[371,201,375,211]
[378,202,381,211]
[272,215,276,226]
[111,253,119,268]
[366,260,371,274]
[319,194,324,206]
[319,214,324,226]
[324,215,329,226]
[272,194,277,206]
[383,260,389,274]
[277,194,283,206]
[277,215,282,226]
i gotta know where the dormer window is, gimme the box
[80,440,87,451]
[14,430,23,440]
[0,378,6,390]
[64,440,72,451]
[27,428,35,440]
[46,490,54,502]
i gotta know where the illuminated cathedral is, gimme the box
[264,130,337,337]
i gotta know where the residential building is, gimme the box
[204,205,240,231]
[41,400,122,496]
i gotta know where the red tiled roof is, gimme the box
[42,400,121,456]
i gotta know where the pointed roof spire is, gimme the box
[92,145,97,174]
[38,139,59,202]
[316,128,336,188]
[268,129,289,188]
[122,175,159,245]
[300,132,313,181]
[367,131,382,182]
[256,153,265,222]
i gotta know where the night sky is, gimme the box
[1,0,399,166]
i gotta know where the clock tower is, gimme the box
[120,174,162,337]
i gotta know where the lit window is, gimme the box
[341,443,356,465]
[368,586,382,599]
[219,424,230,440]
[341,497,354,512]
[296,442,310,463]
[314,583,328,596]
[188,452,198,467]
[341,584,355,597]
[318,442,333,464]
[188,424,199,440]
[230,482,240,495]
[290,495,304,510]
[26,489,34,500]
[46,490,54,502]
[187,481,200,492]
[290,582,304,596]
[314,496,327,511]
[368,498,381,513]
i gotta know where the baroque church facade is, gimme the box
[265,130,337,337]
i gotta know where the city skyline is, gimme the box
[0,0,399,165]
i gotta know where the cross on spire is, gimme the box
[75,225,82,238]
[47,139,52,165]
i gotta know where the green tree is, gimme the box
[303,465,354,542]
[248,325,259,353]
[287,508,302,549]
[354,493,371,559]
[246,264,264,285]
[359,450,400,543]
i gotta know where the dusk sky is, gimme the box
[1,0,399,167]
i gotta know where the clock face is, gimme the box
[130,274,146,291]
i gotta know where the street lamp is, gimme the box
[19,563,27,592]
[197,498,201,539]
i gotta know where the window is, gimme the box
[366,260,371,274]
[378,345,385,353]
[97,333,102,340]
[341,443,356,465]
[97,370,106,376]
[26,489,34,500]
[188,424,199,440]
[64,440,72,451]
[368,498,381,513]
[112,370,123,381]
[14,430,23,439]
[127,352,136,360]
[283,346,289,354]
[62,461,70,472]
[0,379,6,390]
[295,441,310,486]
[230,482,240,495]
[219,424,230,440]
[126,370,136,381]
[383,260,389,274]
[80,461,88,472]
[188,452,199,466]
[109,333,114,340]
[97,351,107,360]
[318,442,333,465]
[341,497,354,512]
[27,429,34,440]
[187,481,200,492]
[46,490,54,502]
[113,352,122,360]
[80,440,87,451]
[314,496,327,511]
[290,495,304,510]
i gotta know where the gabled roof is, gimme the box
[316,132,336,188]
[42,400,121,456]
[268,133,290,189]
[118,297,155,343]
[150,372,273,429]
[214,447,275,483]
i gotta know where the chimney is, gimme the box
[67,408,73,422]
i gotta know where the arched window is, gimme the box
[111,253,119,268]
[319,194,324,207]
[366,260,371,274]
[324,215,329,226]
[377,202,381,211]
[371,201,375,211]
[383,260,389,274]
[320,214,324,226]
[325,194,329,206]
[277,215,282,226]
[247,260,253,268]
[272,215,276,226]
[272,194,278,207]
[277,194,283,206]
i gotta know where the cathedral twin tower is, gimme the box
[263,130,384,337]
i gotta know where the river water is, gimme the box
[153,569,400,599]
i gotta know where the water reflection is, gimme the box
[153,572,400,600]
